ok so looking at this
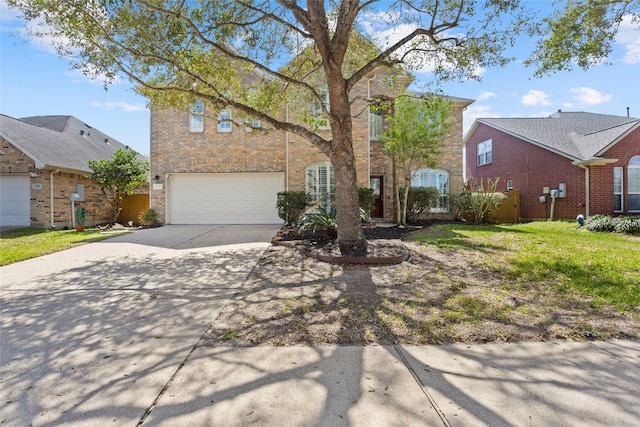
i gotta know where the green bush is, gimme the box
[614,216,640,233]
[584,215,640,234]
[584,214,615,232]
[298,206,337,238]
[358,187,375,222]
[139,208,161,227]
[450,178,506,223]
[398,187,441,223]
[277,191,310,226]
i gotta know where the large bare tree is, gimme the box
[7,0,537,252]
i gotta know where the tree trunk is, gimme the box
[331,142,366,254]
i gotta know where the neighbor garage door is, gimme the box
[0,175,30,227]
[168,173,284,224]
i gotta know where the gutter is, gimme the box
[574,163,590,217]
[49,168,60,228]
[572,157,619,217]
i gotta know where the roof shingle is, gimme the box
[476,111,639,161]
[0,114,146,172]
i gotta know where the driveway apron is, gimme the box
[0,225,280,426]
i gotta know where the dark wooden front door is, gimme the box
[370,176,384,218]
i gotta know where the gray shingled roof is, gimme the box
[0,114,146,172]
[476,111,640,161]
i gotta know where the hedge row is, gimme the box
[583,215,640,234]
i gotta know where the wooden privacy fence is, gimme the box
[117,194,150,226]
[488,190,520,224]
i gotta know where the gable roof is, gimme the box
[0,114,146,172]
[469,111,640,162]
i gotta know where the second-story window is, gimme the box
[312,87,330,129]
[369,108,384,140]
[477,139,492,166]
[218,109,232,132]
[189,100,204,132]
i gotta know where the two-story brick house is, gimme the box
[149,72,473,225]
[465,111,640,221]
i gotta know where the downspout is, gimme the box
[285,105,290,191]
[367,77,373,182]
[49,169,60,228]
[578,164,590,217]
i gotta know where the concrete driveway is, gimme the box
[0,225,281,426]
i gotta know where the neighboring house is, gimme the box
[150,73,473,224]
[465,111,640,221]
[0,114,149,228]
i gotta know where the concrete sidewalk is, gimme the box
[1,225,639,426]
[141,341,640,427]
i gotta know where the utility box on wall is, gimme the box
[75,184,85,201]
[558,183,566,198]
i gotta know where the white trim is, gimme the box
[613,166,623,212]
[628,156,640,212]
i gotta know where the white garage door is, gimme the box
[0,175,30,227]
[168,173,284,224]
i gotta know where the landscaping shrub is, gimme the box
[584,215,640,234]
[298,206,338,238]
[397,187,440,223]
[358,187,375,222]
[277,191,310,226]
[614,216,640,234]
[139,208,161,227]
[450,177,506,223]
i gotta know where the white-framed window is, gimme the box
[506,179,514,191]
[369,108,384,140]
[245,118,261,132]
[629,156,640,211]
[189,100,204,132]
[312,87,330,129]
[477,139,492,166]
[305,161,334,210]
[411,168,450,212]
[614,167,623,212]
[217,109,232,132]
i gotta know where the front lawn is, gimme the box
[0,227,123,266]
[410,221,640,312]
[209,220,640,346]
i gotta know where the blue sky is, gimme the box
[1,1,639,157]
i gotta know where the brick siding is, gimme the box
[466,123,640,220]
[150,74,468,223]
[2,137,145,228]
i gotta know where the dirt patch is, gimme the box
[207,224,640,347]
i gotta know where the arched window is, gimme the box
[306,161,334,210]
[411,168,450,212]
[629,156,640,211]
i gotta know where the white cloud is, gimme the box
[462,104,501,135]
[521,90,552,106]
[91,101,146,112]
[477,91,496,101]
[569,87,612,105]
[0,0,21,29]
[615,15,640,64]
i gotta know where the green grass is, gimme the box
[410,221,640,312]
[1,227,123,266]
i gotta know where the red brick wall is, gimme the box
[466,123,586,220]
[466,123,640,220]
[590,127,640,215]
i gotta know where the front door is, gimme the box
[370,175,384,218]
